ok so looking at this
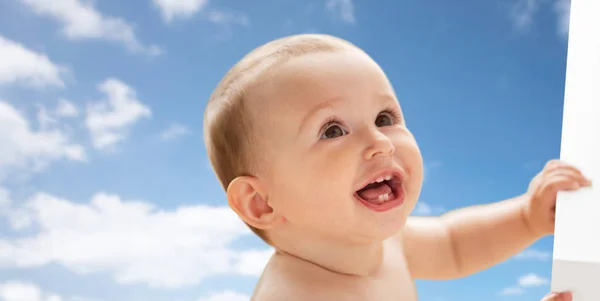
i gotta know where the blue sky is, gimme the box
[0,0,572,300]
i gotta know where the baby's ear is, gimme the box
[227,176,277,230]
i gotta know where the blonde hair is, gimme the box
[203,34,359,244]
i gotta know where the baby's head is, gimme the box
[204,34,424,247]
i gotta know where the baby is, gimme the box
[203,34,590,301]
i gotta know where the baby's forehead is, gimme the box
[245,50,398,131]
[260,54,392,106]
[252,77,339,124]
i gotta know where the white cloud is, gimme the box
[207,10,250,27]
[423,160,441,182]
[500,273,549,296]
[55,99,79,118]
[500,286,524,296]
[151,0,249,27]
[159,123,191,141]
[500,286,525,296]
[0,281,60,301]
[197,291,250,301]
[35,99,79,131]
[0,191,273,289]
[0,35,69,88]
[508,0,572,39]
[85,78,152,151]
[153,0,209,23]
[518,273,549,287]
[0,186,10,208]
[554,0,571,38]
[1,194,34,231]
[0,101,86,178]
[509,0,542,30]
[36,105,57,131]
[412,202,445,216]
[0,281,93,301]
[326,0,355,24]
[514,249,551,261]
[17,0,161,56]
[234,249,273,276]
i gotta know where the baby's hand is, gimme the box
[524,159,592,236]
[541,291,572,301]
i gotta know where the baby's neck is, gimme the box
[272,234,386,277]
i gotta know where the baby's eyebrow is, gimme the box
[297,97,343,135]
[377,93,399,105]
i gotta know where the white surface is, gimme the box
[551,0,600,298]
[551,0,600,264]
[552,260,600,301]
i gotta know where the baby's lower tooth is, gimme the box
[377,194,390,202]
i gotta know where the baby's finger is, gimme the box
[543,160,578,173]
[540,292,572,301]
[544,167,591,186]
[544,175,581,191]
[544,159,563,170]
[543,159,579,171]
[538,175,581,201]
[544,163,585,177]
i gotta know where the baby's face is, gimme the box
[251,49,423,242]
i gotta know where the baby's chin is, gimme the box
[338,203,411,242]
[354,198,415,238]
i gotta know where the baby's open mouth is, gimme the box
[355,175,401,204]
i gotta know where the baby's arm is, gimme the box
[401,194,537,280]
[401,160,589,280]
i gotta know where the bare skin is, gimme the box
[251,239,417,301]
[225,49,592,301]
[542,292,573,301]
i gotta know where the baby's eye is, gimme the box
[321,124,347,139]
[375,113,394,127]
